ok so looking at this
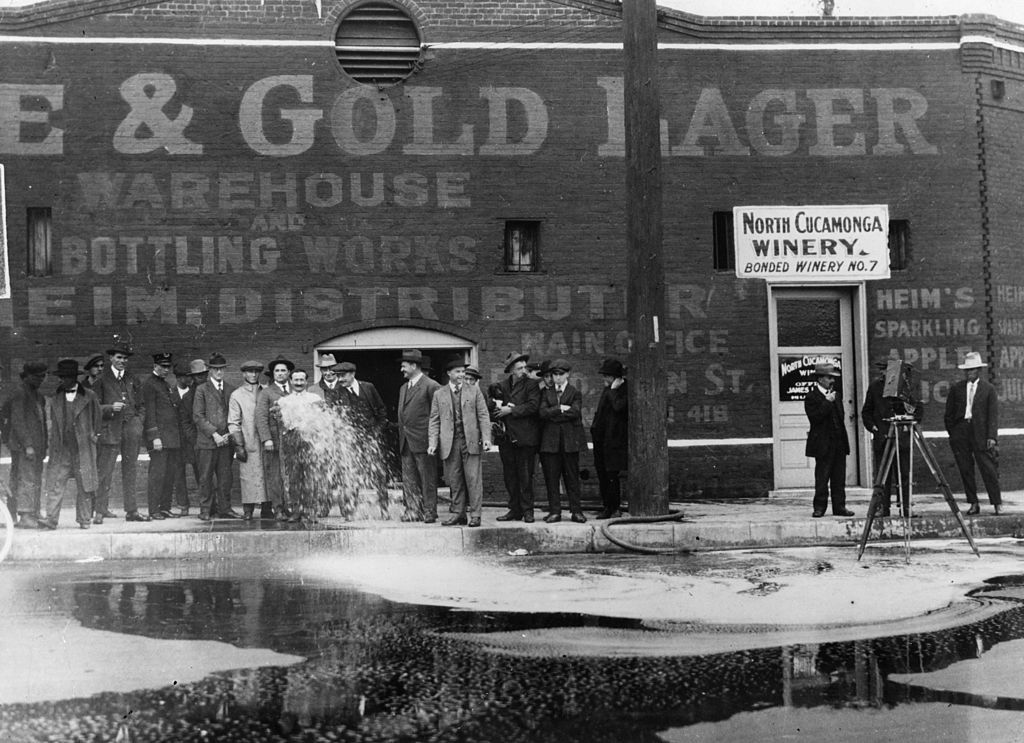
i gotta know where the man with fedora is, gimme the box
[39,359,102,529]
[8,361,49,528]
[397,349,441,522]
[861,356,923,517]
[257,354,295,519]
[804,362,854,518]
[944,351,1003,515]
[591,357,629,519]
[140,352,183,521]
[170,359,201,516]
[494,351,541,522]
[428,359,492,527]
[193,353,238,520]
[317,353,345,408]
[93,341,146,522]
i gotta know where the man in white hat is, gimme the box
[944,351,1002,515]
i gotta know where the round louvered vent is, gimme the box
[335,3,422,86]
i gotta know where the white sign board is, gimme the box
[733,204,891,282]
[0,164,8,299]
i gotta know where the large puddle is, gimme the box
[2,552,1024,741]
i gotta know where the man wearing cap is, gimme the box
[317,353,345,408]
[193,353,238,520]
[93,342,146,522]
[591,358,629,519]
[945,351,1002,515]
[539,359,587,523]
[39,360,102,529]
[170,359,201,516]
[861,356,923,517]
[229,360,268,519]
[804,362,854,518]
[256,354,295,519]
[141,353,182,521]
[428,360,492,527]
[336,360,388,435]
[494,351,541,522]
[397,349,441,522]
[82,355,105,390]
[7,361,49,528]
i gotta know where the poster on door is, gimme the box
[779,354,841,401]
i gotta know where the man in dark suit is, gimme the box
[494,351,541,523]
[256,355,294,519]
[141,352,182,522]
[944,351,1002,515]
[804,362,854,519]
[591,357,628,519]
[93,342,147,522]
[336,360,388,434]
[193,353,238,520]
[397,349,440,522]
[538,359,587,523]
[170,359,200,516]
[317,353,345,408]
[861,356,923,517]
[8,361,49,529]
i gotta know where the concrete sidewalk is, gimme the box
[3,488,1023,562]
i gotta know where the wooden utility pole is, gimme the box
[624,0,669,516]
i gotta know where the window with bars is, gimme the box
[27,207,52,277]
[504,221,540,272]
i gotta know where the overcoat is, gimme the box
[590,382,628,472]
[8,380,48,456]
[228,385,266,504]
[46,387,102,491]
[539,383,585,453]
[804,386,850,459]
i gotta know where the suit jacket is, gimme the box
[319,379,345,408]
[8,380,48,456]
[256,381,290,446]
[497,375,541,447]
[141,373,182,450]
[339,380,388,432]
[861,376,923,449]
[804,386,850,458]
[46,386,102,491]
[193,379,237,450]
[591,381,628,471]
[93,366,145,445]
[944,377,998,448]
[398,374,440,453]
[429,383,491,458]
[539,383,585,453]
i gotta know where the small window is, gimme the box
[713,211,735,271]
[335,2,422,86]
[889,219,909,270]
[504,221,539,272]
[27,207,52,277]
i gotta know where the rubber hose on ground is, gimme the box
[599,511,691,555]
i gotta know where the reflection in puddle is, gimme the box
[3,573,1024,741]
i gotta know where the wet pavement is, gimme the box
[3,546,1024,741]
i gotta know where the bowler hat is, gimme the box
[548,358,571,374]
[813,362,840,378]
[152,352,173,366]
[20,361,48,378]
[84,354,105,371]
[464,365,482,380]
[318,353,338,368]
[538,359,552,376]
[446,358,468,372]
[334,361,357,373]
[189,359,209,375]
[173,361,192,377]
[958,351,988,370]
[53,359,81,378]
[207,353,228,368]
[240,359,263,372]
[503,351,529,373]
[400,349,425,365]
[598,358,625,377]
[266,355,295,373]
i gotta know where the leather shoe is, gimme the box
[833,509,855,517]
[495,511,521,522]
[423,517,437,524]
[543,513,562,523]
[125,511,151,522]
[16,516,40,529]
[570,512,587,524]
[966,503,981,516]
[197,513,211,521]
[93,516,104,525]
[150,512,166,520]
[994,504,1004,515]
[37,518,57,530]
[468,518,481,528]
[160,510,179,518]
[442,515,467,526]
[812,511,825,518]
[99,510,118,519]
[522,513,534,523]
[78,522,90,529]
[219,510,241,519]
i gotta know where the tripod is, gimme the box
[857,415,980,560]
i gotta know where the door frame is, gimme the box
[767,282,870,488]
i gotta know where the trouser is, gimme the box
[498,444,536,516]
[872,433,911,511]
[400,445,438,520]
[262,448,287,510]
[42,456,94,526]
[11,451,44,518]
[95,417,143,514]
[197,446,234,516]
[592,442,622,513]
[173,452,199,510]
[812,448,847,514]
[442,435,484,519]
[147,447,181,515]
[541,450,582,515]
[949,424,1001,505]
